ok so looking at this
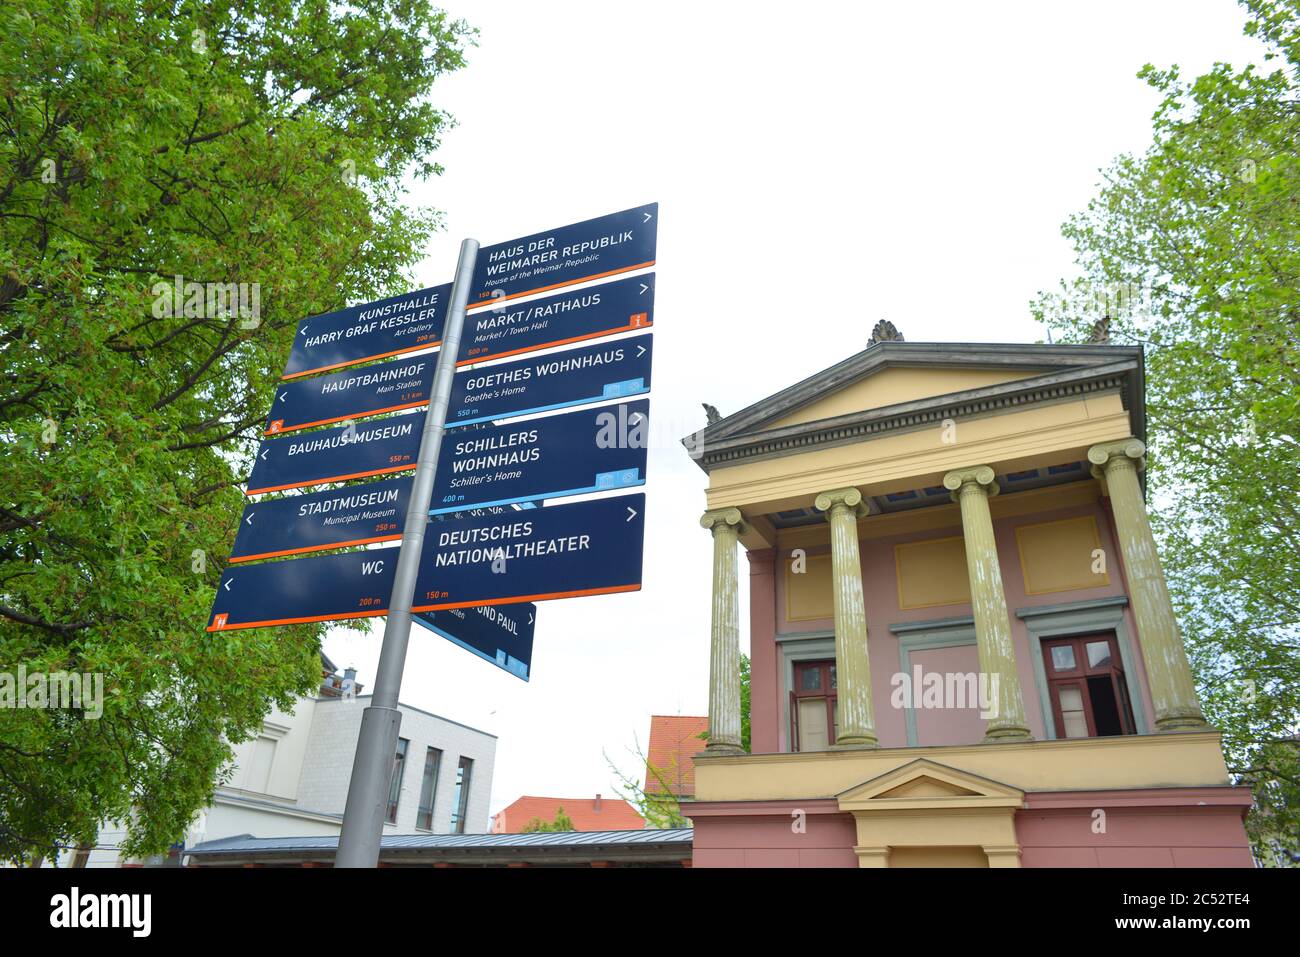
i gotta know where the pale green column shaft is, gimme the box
[943,466,1031,741]
[1088,439,1209,731]
[701,508,745,754]
[814,488,877,746]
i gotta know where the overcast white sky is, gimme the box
[321,0,1270,821]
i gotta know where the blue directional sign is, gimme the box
[431,400,648,514]
[282,283,451,380]
[206,547,397,631]
[469,204,657,308]
[265,354,435,435]
[231,477,411,562]
[413,492,645,611]
[448,334,652,428]
[246,413,423,495]
[415,603,535,681]
[458,273,654,366]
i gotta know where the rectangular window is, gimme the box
[790,659,837,752]
[386,738,409,825]
[416,747,442,831]
[1042,633,1136,738]
[450,756,473,834]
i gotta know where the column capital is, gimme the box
[700,507,746,534]
[814,487,868,517]
[942,465,999,500]
[1087,438,1146,479]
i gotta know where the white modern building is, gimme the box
[61,657,497,867]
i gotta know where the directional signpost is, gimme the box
[265,354,435,435]
[203,204,658,868]
[414,604,535,681]
[431,399,647,513]
[230,478,411,562]
[245,413,423,494]
[449,333,651,427]
[469,202,656,308]
[458,272,653,366]
[282,283,451,380]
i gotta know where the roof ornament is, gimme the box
[702,403,722,426]
[868,320,904,346]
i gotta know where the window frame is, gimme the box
[385,737,409,825]
[1041,633,1135,738]
[450,756,473,834]
[790,658,837,752]
[416,747,443,832]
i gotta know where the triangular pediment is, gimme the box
[837,758,1024,812]
[683,342,1144,472]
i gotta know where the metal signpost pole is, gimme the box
[335,238,479,868]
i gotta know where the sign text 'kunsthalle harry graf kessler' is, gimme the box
[282,283,451,380]
[265,354,434,435]
[206,493,646,630]
[470,203,656,307]
[458,272,653,365]
[450,334,651,427]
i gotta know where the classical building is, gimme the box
[681,340,1254,868]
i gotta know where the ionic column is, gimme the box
[701,507,746,754]
[1088,439,1209,731]
[813,487,877,747]
[942,466,1032,741]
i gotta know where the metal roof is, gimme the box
[187,828,693,856]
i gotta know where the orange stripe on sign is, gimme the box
[206,608,389,632]
[263,399,428,437]
[455,320,655,367]
[411,582,640,613]
[280,341,442,381]
[466,261,656,311]
[244,463,416,496]
[227,533,403,563]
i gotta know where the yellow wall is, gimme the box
[894,536,971,609]
[1015,515,1110,595]
[768,367,1041,430]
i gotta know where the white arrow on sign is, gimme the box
[636,344,646,357]
[639,282,649,295]
[223,578,233,592]
[277,391,287,404]
[626,506,637,522]
[260,448,269,461]
[642,211,652,223]
[299,323,309,337]
[528,613,534,625]
[630,412,644,423]
[245,513,254,525]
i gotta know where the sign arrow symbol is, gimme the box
[260,448,269,461]
[223,578,233,592]
[639,283,649,295]
[277,391,287,404]
[528,613,534,625]
[299,323,309,337]
[642,211,652,223]
[636,344,646,357]
[630,412,644,423]
[245,513,254,526]
[626,507,637,522]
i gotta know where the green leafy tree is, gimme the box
[0,0,473,863]
[521,806,575,833]
[1032,0,1299,864]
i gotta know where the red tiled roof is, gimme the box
[644,715,708,798]
[492,795,644,833]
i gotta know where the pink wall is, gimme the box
[1016,788,1254,867]
[687,789,1254,867]
[755,496,1158,750]
[688,799,858,868]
